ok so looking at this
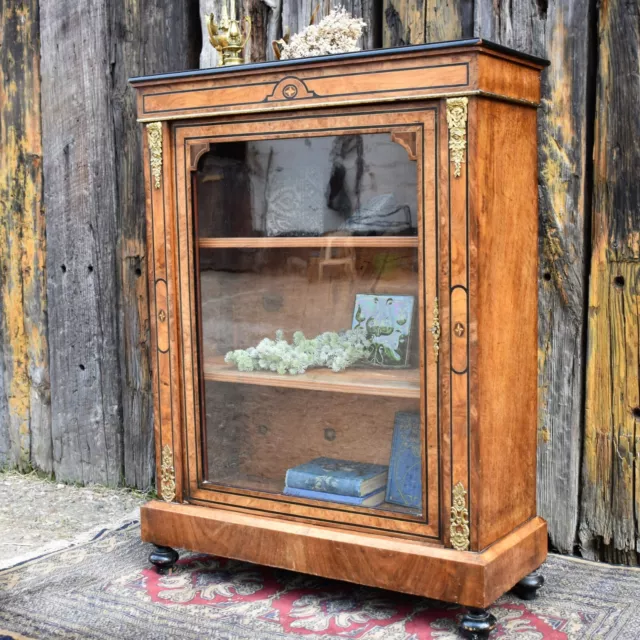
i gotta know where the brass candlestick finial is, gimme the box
[206,0,251,67]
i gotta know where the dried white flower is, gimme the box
[224,328,372,375]
[279,8,367,61]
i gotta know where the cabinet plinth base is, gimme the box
[141,501,547,609]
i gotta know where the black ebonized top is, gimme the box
[129,38,549,85]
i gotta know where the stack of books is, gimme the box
[284,457,388,507]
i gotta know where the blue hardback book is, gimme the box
[284,486,386,507]
[385,411,422,509]
[285,457,388,497]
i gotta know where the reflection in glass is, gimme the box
[196,133,418,238]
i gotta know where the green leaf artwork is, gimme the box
[352,294,415,368]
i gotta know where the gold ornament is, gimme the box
[446,97,468,178]
[160,444,176,502]
[206,1,251,67]
[430,297,440,362]
[146,122,162,189]
[450,482,470,551]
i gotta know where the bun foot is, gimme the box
[459,608,497,639]
[149,544,179,574]
[512,570,544,600]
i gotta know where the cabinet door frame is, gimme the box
[172,104,442,541]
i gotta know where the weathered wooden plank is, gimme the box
[0,326,7,466]
[426,1,472,42]
[475,0,592,555]
[241,0,273,63]
[36,1,198,488]
[581,0,640,564]
[109,2,199,489]
[258,0,284,62]
[40,1,122,485]
[383,0,472,47]
[474,1,546,55]
[200,0,379,69]
[0,0,50,473]
[582,262,639,565]
[383,0,423,46]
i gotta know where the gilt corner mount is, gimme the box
[160,444,176,502]
[450,482,470,551]
[446,97,468,178]
[147,122,163,189]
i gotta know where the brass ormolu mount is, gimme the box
[206,0,251,67]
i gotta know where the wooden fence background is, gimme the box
[0,0,638,564]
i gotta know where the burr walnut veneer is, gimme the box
[131,39,548,636]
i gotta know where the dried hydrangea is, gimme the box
[279,8,367,61]
[225,328,371,375]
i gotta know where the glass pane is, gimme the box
[195,132,424,518]
[196,134,418,238]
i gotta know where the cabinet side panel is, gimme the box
[470,99,539,550]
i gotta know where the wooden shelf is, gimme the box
[199,236,418,249]
[202,356,420,398]
[202,472,422,517]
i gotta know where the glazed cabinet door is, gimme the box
[174,106,441,540]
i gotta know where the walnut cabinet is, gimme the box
[131,40,548,637]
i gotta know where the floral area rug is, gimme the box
[0,522,639,639]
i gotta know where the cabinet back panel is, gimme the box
[204,382,419,485]
[199,247,419,357]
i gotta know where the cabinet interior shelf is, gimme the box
[201,473,422,517]
[199,236,419,249]
[203,356,420,398]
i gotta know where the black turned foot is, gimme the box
[459,608,497,639]
[512,570,544,601]
[149,545,179,574]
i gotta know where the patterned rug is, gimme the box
[0,522,639,639]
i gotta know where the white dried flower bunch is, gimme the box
[278,8,367,61]
[225,328,371,375]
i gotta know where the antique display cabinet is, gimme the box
[131,39,548,638]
